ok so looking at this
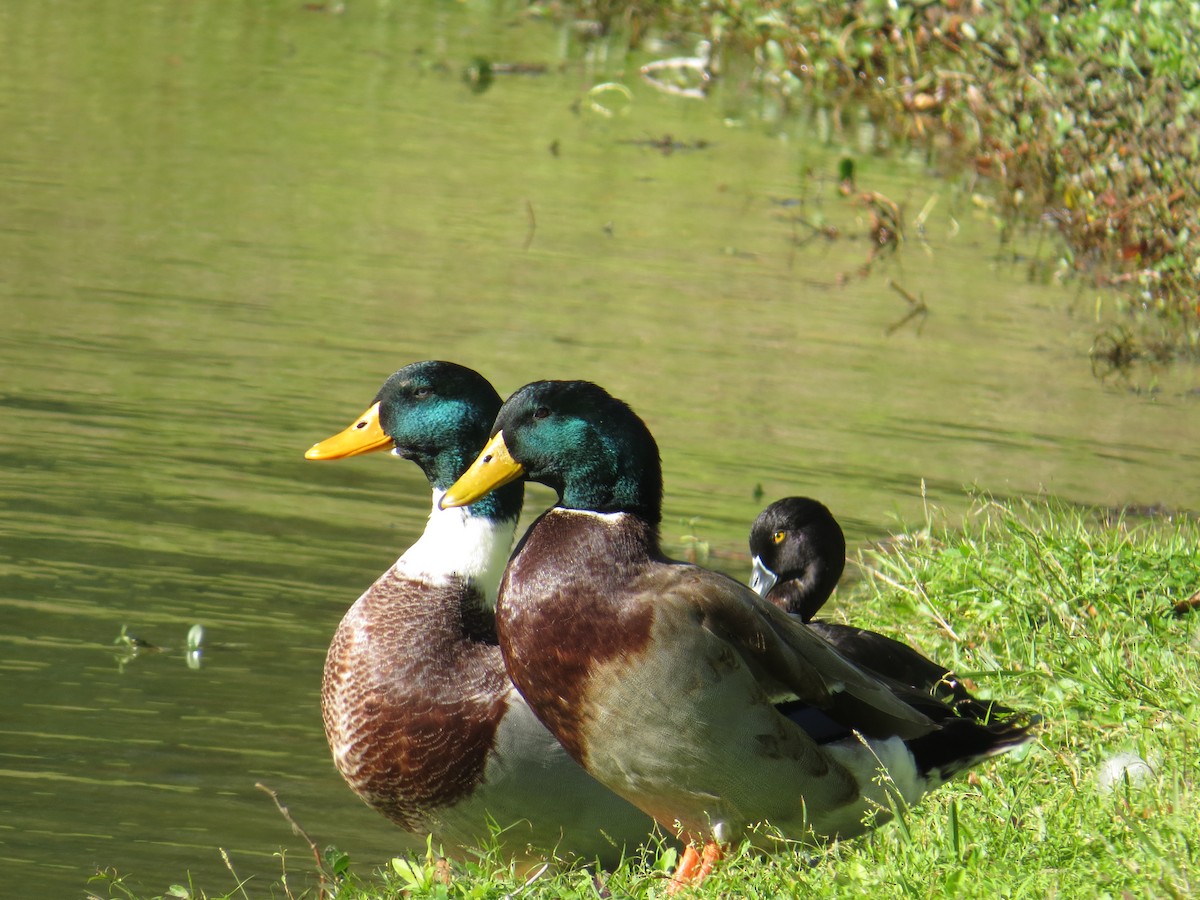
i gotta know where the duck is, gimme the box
[439,380,1038,890]
[750,495,1028,722]
[749,496,847,623]
[304,361,656,868]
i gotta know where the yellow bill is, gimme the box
[440,431,524,508]
[304,401,395,460]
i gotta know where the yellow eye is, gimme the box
[773,530,786,544]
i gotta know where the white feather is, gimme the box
[393,489,517,604]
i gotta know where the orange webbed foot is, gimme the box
[666,841,724,894]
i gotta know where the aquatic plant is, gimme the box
[567,0,1200,366]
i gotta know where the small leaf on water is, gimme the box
[187,624,205,651]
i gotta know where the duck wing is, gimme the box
[645,564,937,741]
[807,622,1022,722]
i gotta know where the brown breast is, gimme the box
[322,568,509,830]
[496,511,656,765]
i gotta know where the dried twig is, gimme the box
[523,199,537,251]
[256,782,329,899]
[886,279,929,335]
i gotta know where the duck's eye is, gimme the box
[773,530,786,544]
[532,406,550,420]
[413,387,432,398]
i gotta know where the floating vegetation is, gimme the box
[583,81,634,118]
[639,40,712,99]
[462,56,548,95]
[559,0,1200,368]
[111,623,211,671]
[618,133,711,155]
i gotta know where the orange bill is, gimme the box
[439,431,524,508]
[304,401,395,460]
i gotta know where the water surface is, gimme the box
[1,2,1197,895]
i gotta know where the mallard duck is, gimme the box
[750,496,1031,722]
[440,380,1037,889]
[305,362,655,867]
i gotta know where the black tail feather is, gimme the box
[806,620,1039,774]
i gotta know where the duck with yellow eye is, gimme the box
[305,362,656,868]
[750,496,1033,722]
[749,497,847,622]
[440,380,1038,891]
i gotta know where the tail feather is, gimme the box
[906,712,1039,781]
[805,620,1039,779]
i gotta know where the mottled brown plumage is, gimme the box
[322,572,507,831]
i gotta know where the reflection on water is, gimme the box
[1,1,1197,895]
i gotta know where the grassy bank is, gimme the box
[574,0,1200,372]
[94,496,1199,898]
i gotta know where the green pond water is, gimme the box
[1,1,1197,895]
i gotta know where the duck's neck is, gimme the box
[769,573,828,622]
[407,445,524,523]
[553,446,663,528]
[559,480,662,528]
[398,490,519,608]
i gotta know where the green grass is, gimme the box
[93,496,1199,898]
